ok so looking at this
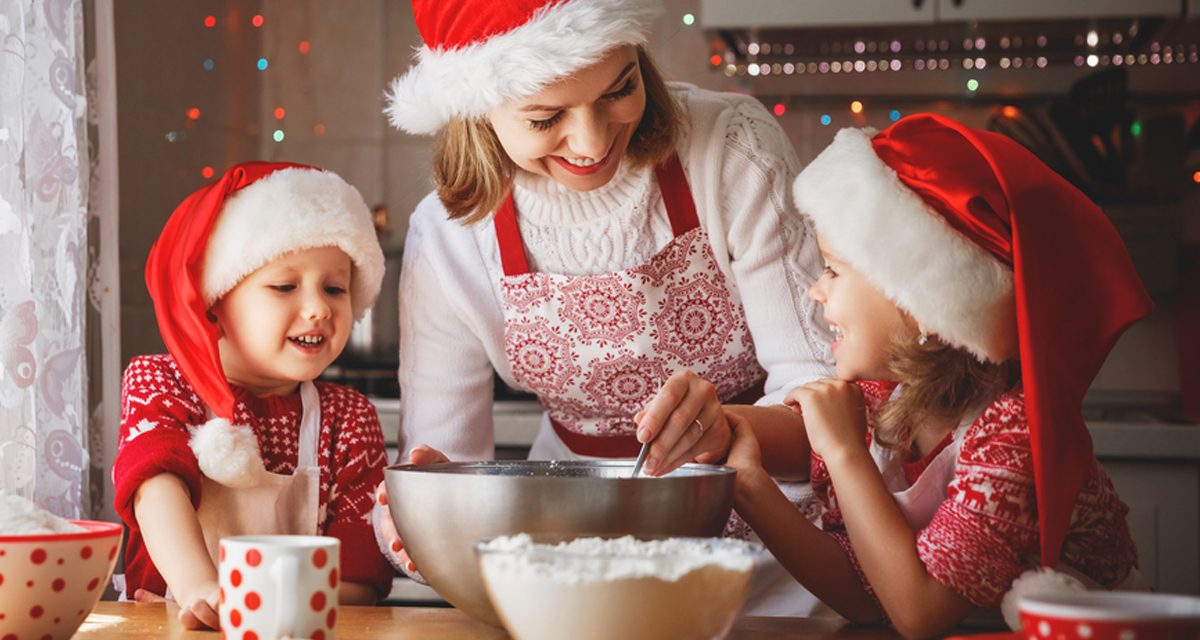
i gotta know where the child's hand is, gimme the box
[635,369,732,476]
[175,580,220,630]
[724,411,775,504]
[784,378,867,462]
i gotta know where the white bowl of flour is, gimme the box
[476,534,761,640]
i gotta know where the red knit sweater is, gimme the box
[812,381,1137,611]
[112,354,393,599]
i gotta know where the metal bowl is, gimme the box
[383,460,735,626]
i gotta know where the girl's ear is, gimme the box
[207,308,224,338]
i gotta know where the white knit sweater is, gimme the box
[396,83,834,460]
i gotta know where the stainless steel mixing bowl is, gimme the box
[383,460,736,626]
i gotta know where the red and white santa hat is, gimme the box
[385,0,662,135]
[793,114,1153,573]
[145,162,383,486]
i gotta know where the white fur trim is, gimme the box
[1000,567,1087,630]
[792,127,1018,363]
[188,418,268,489]
[201,167,384,321]
[385,0,662,135]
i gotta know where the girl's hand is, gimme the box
[784,379,867,461]
[175,580,220,630]
[636,369,732,476]
[724,411,775,505]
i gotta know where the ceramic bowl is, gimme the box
[0,520,123,640]
[475,534,762,640]
[1019,591,1200,640]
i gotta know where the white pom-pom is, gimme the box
[189,418,267,488]
[1001,567,1088,630]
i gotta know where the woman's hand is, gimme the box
[784,379,867,462]
[373,445,451,575]
[636,370,732,476]
[173,580,220,630]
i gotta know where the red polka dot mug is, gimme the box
[219,535,340,640]
[1019,591,1200,640]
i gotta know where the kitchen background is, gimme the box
[101,0,1199,600]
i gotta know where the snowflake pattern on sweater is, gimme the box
[811,381,1137,610]
[112,354,393,598]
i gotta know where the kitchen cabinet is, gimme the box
[1190,0,1200,19]
[700,0,935,29]
[938,0,1182,22]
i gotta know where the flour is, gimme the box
[0,491,85,534]
[478,535,758,640]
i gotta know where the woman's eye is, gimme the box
[603,78,637,101]
[270,284,297,292]
[528,112,563,131]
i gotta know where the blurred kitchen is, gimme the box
[104,0,1200,602]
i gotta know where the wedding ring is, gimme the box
[693,418,706,434]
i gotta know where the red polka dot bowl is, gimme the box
[0,520,122,640]
[1019,591,1200,640]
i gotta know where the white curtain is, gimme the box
[0,0,90,518]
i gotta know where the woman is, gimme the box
[382,0,832,615]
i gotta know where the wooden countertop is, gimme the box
[77,601,927,639]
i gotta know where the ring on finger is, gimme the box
[693,418,706,434]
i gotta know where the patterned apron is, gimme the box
[495,154,765,457]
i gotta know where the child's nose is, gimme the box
[303,295,332,320]
[808,280,825,303]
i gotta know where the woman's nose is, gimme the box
[566,110,609,159]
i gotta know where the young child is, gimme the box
[715,114,1154,636]
[112,161,392,629]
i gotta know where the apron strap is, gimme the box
[493,153,697,276]
[296,380,321,470]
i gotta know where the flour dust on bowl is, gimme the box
[1019,591,1200,640]
[383,460,736,626]
[476,533,762,640]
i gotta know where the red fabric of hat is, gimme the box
[145,161,311,421]
[413,0,562,50]
[871,115,1154,567]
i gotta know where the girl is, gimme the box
[112,162,393,629]
[377,0,833,615]
[716,114,1153,636]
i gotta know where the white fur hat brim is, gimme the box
[793,127,1017,363]
[385,0,662,135]
[201,167,385,321]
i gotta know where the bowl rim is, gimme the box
[384,460,736,477]
[0,519,122,543]
[1019,591,1200,621]
[473,533,765,561]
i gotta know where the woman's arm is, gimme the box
[134,473,220,630]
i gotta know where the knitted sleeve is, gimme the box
[396,195,498,462]
[319,384,394,598]
[112,355,206,522]
[693,90,835,404]
[916,392,1039,608]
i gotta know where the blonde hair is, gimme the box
[874,337,1019,452]
[432,46,684,224]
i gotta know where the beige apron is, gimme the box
[196,380,323,567]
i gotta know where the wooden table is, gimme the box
[76,601,917,638]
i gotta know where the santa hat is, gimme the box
[145,161,384,486]
[793,114,1153,585]
[385,0,661,135]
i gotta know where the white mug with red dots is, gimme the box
[218,535,340,640]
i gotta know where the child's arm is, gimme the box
[793,380,974,638]
[338,581,379,605]
[723,404,811,480]
[133,473,220,630]
[725,414,884,622]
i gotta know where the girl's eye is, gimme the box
[528,112,564,131]
[822,265,838,278]
[270,284,296,292]
[324,286,347,295]
[603,77,637,101]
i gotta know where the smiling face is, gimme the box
[807,235,920,382]
[211,246,353,396]
[487,45,646,192]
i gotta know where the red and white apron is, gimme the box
[496,154,765,458]
[116,381,324,601]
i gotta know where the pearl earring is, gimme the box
[917,332,929,346]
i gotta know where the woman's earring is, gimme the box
[917,332,929,346]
